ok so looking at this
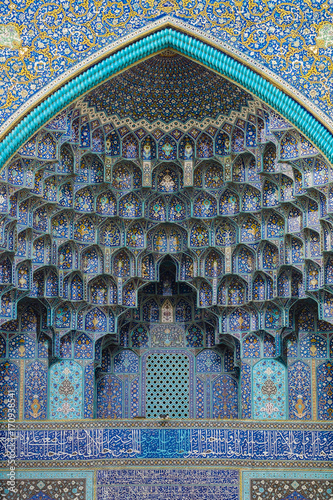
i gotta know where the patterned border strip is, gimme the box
[0,470,94,500]
[0,27,333,169]
[242,470,333,500]
[75,92,263,133]
[2,459,331,469]
[1,419,331,431]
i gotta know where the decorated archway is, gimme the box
[0,34,332,424]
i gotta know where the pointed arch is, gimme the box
[197,132,213,158]
[2,27,333,175]
[122,133,139,159]
[263,143,277,172]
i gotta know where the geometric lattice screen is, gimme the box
[145,353,189,418]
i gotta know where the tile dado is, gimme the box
[96,469,239,500]
[1,469,332,500]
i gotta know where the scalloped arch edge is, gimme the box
[1,27,333,167]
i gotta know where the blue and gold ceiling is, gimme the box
[80,53,254,128]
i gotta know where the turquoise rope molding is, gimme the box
[1,27,333,168]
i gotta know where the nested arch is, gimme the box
[77,154,103,184]
[265,211,285,239]
[58,241,78,270]
[112,161,142,190]
[106,130,121,156]
[0,256,12,284]
[203,248,224,277]
[119,192,142,218]
[158,135,177,161]
[219,189,239,216]
[217,275,248,306]
[126,222,145,248]
[169,195,188,221]
[51,212,70,239]
[197,132,213,158]
[74,216,96,243]
[190,221,210,248]
[263,179,279,207]
[99,220,121,247]
[96,191,116,216]
[252,272,273,301]
[140,253,155,280]
[263,143,277,172]
[261,241,279,270]
[233,245,255,274]
[33,235,51,265]
[81,245,103,274]
[240,216,260,243]
[141,135,157,160]
[147,224,185,254]
[89,277,108,305]
[153,162,182,192]
[148,195,167,221]
[113,249,132,277]
[179,135,195,160]
[216,219,237,246]
[193,191,217,218]
[67,273,84,301]
[122,133,139,159]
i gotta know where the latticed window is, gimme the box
[145,352,189,418]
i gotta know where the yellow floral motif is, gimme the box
[1,0,333,131]
[294,396,306,418]
[157,0,179,13]
[18,342,26,357]
[30,397,41,418]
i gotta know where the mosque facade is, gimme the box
[0,2,332,499]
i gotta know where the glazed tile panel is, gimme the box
[96,469,239,500]
[2,427,332,462]
[242,471,333,500]
[1,469,332,500]
[249,480,333,500]
[0,471,94,500]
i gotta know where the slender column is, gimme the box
[312,359,317,420]
[183,160,193,186]
[19,359,24,421]
[142,161,152,187]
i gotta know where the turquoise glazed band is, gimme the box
[0,28,332,167]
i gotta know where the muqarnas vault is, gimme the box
[0,54,332,422]
[0,51,332,500]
